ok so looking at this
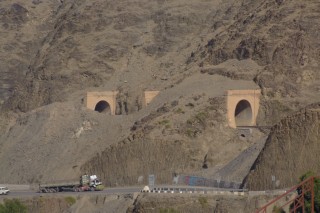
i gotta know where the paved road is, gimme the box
[1,185,248,198]
[212,136,267,183]
[1,187,143,198]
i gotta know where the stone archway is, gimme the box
[226,90,260,128]
[86,91,118,115]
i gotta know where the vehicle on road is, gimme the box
[39,174,103,193]
[0,187,10,195]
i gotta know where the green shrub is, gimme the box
[195,111,208,125]
[64,196,76,206]
[185,128,195,137]
[158,119,170,125]
[294,171,320,212]
[272,206,285,213]
[198,197,208,208]
[0,198,27,213]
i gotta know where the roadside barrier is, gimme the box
[141,186,245,196]
[176,175,242,189]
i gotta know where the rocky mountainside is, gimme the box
[196,0,320,125]
[80,0,320,186]
[246,103,320,190]
[1,0,231,113]
[0,0,319,189]
[0,0,258,184]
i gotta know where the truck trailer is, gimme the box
[39,174,103,193]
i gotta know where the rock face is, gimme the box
[1,0,230,113]
[193,0,320,123]
[246,103,320,190]
[0,0,60,106]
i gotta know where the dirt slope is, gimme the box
[245,103,320,190]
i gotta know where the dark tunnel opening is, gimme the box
[94,100,111,113]
[234,100,252,127]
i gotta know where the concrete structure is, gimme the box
[86,91,118,115]
[144,91,160,106]
[226,90,260,128]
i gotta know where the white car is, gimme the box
[0,187,9,195]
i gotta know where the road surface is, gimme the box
[1,187,143,198]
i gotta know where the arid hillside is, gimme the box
[196,0,320,125]
[246,103,320,190]
[0,0,320,189]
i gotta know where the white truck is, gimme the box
[0,187,9,195]
[39,174,103,193]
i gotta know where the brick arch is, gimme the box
[86,91,118,115]
[227,90,260,128]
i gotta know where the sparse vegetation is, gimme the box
[185,128,196,138]
[158,119,170,126]
[195,111,208,125]
[198,196,208,208]
[175,108,185,114]
[185,103,194,108]
[0,199,27,213]
[64,196,76,206]
[184,110,209,137]
[165,124,171,129]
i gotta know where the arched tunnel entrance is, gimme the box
[94,100,111,113]
[234,100,253,127]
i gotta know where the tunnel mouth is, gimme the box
[94,100,111,113]
[234,100,252,127]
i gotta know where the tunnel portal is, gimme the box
[226,89,260,128]
[234,100,253,127]
[94,101,111,113]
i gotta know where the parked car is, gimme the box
[0,187,9,195]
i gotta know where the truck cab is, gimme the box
[92,178,102,187]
